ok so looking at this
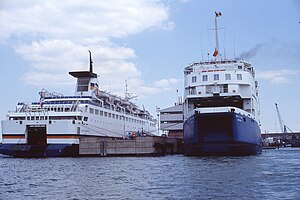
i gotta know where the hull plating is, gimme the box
[184,112,262,156]
[0,144,79,158]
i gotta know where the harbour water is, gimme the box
[1,148,300,200]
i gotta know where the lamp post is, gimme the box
[156,106,160,135]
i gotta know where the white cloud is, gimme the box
[0,0,175,99]
[256,69,300,84]
[154,78,181,90]
[21,72,74,86]
[0,0,171,43]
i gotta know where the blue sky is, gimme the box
[0,0,299,133]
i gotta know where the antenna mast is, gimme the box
[125,79,128,99]
[213,12,222,59]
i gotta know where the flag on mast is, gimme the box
[213,48,218,57]
[215,12,222,17]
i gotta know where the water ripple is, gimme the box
[0,149,300,199]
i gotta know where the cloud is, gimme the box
[21,71,74,86]
[154,78,181,90]
[0,0,171,43]
[256,69,300,84]
[0,0,176,99]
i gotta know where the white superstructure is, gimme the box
[184,59,260,121]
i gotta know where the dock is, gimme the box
[262,132,300,148]
[79,136,183,156]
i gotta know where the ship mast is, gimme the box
[213,12,222,59]
[89,50,93,73]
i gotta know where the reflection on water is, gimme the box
[1,148,300,200]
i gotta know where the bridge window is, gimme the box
[192,76,197,83]
[237,74,242,80]
[225,74,231,80]
[89,108,94,114]
[77,78,89,92]
[214,74,219,81]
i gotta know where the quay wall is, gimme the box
[79,136,183,156]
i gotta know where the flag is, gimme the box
[215,12,222,17]
[213,48,218,57]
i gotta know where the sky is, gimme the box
[0,0,299,133]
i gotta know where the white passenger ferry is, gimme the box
[0,51,156,157]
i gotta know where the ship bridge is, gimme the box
[69,50,99,97]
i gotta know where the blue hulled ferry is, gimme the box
[183,12,262,156]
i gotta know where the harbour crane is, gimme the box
[275,103,292,133]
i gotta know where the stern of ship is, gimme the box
[184,109,262,156]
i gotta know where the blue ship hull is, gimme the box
[0,144,79,158]
[184,112,262,156]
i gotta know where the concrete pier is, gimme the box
[79,136,183,156]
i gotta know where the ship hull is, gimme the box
[0,144,79,158]
[184,111,262,156]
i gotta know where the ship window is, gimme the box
[237,74,242,80]
[223,84,228,93]
[83,117,88,121]
[104,112,107,117]
[116,115,119,119]
[192,76,197,83]
[214,74,219,81]
[108,113,111,118]
[112,114,115,118]
[225,74,231,80]
[95,109,99,115]
[77,79,89,92]
[238,65,243,69]
[100,111,103,116]
[189,87,196,95]
[202,75,208,82]
[89,108,94,114]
